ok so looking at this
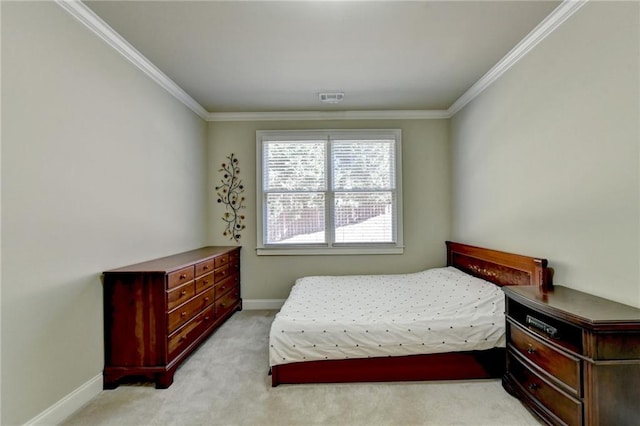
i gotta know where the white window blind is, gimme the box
[257,130,403,255]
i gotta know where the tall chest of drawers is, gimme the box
[103,246,241,389]
[502,286,640,426]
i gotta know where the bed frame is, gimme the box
[270,241,552,386]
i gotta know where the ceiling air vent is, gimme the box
[319,92,345,104]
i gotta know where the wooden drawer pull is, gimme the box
[180,290,187,296]
[526,345,536,354]
[203,265,209,270]
[179,274,187,279]
[180,311,187,317]
[204,297,210,302]
[528,383,539,391]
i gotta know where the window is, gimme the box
[256,129,403,255]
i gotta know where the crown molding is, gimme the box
[447,0,588,116]
[206,109,450,122]
[55,0,209,120]
[57,0,587,122]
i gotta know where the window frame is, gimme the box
[256,129,403,255]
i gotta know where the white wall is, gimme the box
[1,2,207,424]
[208,119,451,301]
[450,1,640,307]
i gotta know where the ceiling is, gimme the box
[84,0,561,114]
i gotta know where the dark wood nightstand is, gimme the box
[503,285,640,426]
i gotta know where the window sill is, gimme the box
[256,246,404,256]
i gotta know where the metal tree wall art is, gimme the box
[216,153,246,242]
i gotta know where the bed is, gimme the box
[269,241,552,386]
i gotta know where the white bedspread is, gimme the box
[269,267,506,366]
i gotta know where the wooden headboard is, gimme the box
[446,241,552,292]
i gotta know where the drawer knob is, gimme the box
[204,316,210,321]
[180,311,187,317]
[220,303,226,308]
[180,290,187,296]
[180,336,187,342]
[179,274,187,279]
[526,345,536,354]
[528,383,539,391]
[203,265,208,270]
[221,286,226,290]
[203,280,209,285]
[204,297,210,302]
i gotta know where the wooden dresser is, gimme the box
[102,246,241,389]
[503,285,640,426]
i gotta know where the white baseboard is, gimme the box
[24,374,102,426]
[243,299,285,310]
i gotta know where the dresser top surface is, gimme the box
[504,285,640,327]
[104,246,240,274]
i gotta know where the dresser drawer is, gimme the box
[509,321,581,394]
[229,250,240,270]
[167,306,215,361]
[216,286,240,318]
[214,265,229,283]
[508,351,583,426]
[167,266,195,290]
[167,288,215,333]
[214,254,229,268]
[195,272,214,293]
[215,276,235,300]
[506,297,583,354]
[195,259,214,277]
[166,282,195,311]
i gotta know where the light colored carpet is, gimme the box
[63,310,542,426]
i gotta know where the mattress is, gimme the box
[269,267,506,367]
